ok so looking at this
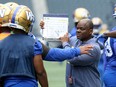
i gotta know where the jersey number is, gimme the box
[105,38,113,57]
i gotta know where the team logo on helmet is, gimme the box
[0,8,5,18]
[26,10,35,22]
[0,4,11,25]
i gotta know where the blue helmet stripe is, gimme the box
[11,6,22,23]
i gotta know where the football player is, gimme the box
[92,17,103,37]
[0,5,48,87]
[102,4,116,87]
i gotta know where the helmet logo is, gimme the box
[26,11,34,22]
[0,8,5,18]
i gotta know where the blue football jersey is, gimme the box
[104,26,116,67]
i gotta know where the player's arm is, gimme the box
[44,47,80,61]
[104,30,116,38]
[34,54,48,87]
[40,42,50,59]
[44,45,92,61]
[96,30,116,49]
[34,40,48,87]
[36,40,92,61]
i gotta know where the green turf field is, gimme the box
[38,61,66,87]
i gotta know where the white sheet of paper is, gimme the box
[42,14,68,40]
